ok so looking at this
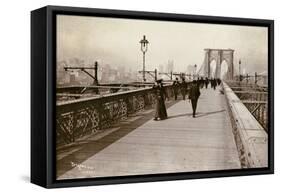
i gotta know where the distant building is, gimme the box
[100,64,111,82]
[186,65,195,75]
[166,60,174,73]
[117,65,126,82]
[159,64,164,73]
[57,60,70,86]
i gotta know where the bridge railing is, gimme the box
[223,82,268,168]
[226,80,268,92]
[225,81,268,131]
[56,84,176,146]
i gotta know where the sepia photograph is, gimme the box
[55,14,269,180]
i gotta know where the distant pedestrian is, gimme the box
[200,77,204,88]
[181,77,188,100]
[217,78,221,85]
[211,79,217,90]
[172,77,180,100]
[213,79,217,90]
[205,77,209,89]
[153,79,168,121]
[189,80,201,118]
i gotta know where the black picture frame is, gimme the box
[31,5,274,188]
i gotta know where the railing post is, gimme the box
[94,61,98,85]
[94,61,99,94]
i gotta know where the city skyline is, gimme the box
[57,15,268,76]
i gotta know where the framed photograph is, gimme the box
[31,5,274,188]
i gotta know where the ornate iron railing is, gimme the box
[56,85,175,146]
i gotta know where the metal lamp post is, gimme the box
[140,35,149,82]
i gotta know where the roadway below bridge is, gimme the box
[57,86,241,180]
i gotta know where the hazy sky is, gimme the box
[57,15,268,74]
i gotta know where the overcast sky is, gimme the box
[57,15,268,75]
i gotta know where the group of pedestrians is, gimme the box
[153,77,222,121]
[197,77,221,90]
[153,77,201,121]
[172,77,188,101]
[196,77,222,94]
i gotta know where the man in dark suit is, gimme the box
[189,80,201,118]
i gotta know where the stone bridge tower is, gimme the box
[204,49,234,80]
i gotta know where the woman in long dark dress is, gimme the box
[153,79,168,121]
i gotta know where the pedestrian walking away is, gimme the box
[188,80,201,118]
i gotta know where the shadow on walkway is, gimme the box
[167,113,193,119]
[56,99,179,178]
[167,109,226,119]
[195,109,226,118]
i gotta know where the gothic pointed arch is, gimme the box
[204,49,234,80]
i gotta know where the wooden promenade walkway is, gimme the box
[57,86,241,180]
